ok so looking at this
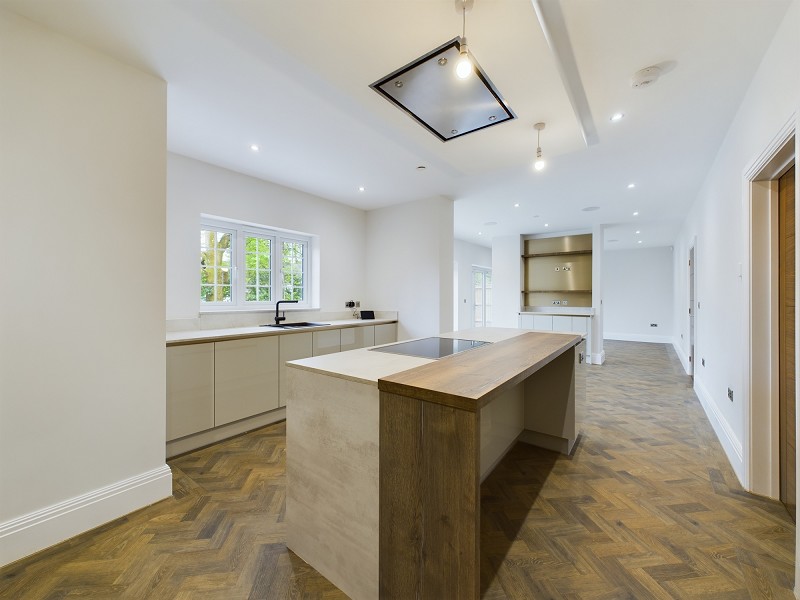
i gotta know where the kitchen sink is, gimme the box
[261,322,330,329]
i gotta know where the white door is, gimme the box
[472,267,492,327]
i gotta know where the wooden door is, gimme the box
[779,164,796,521]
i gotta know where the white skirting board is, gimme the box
[0,464,173,568]
[604,332,675,344]
[694,379,745,486]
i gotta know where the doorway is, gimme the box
[472,267,492,328]
[779,164,795,520]
[689,246,696,380]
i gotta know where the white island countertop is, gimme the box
[166,318,396,346]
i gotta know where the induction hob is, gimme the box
[369,337,490,360]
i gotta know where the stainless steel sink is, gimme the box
[261,322,330,329]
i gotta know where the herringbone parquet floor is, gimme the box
[0,341,795,599]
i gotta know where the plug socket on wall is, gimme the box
[727,387,734,402]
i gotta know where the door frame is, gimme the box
[743,113,796,498]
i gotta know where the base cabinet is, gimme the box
[374,323,397,346]
[313,329,341,356]
[341,326,375,351]
[166,343,215,441]
[215,337,279,426]
[280,332,313,407]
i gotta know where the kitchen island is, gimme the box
[285,327,584,600]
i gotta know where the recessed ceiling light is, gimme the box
[638,240,643,244]
[513,203,520,208]
[582,206,600,212]
[358,186,365,192]
[544,223,549,227]
[633,211,639,216]
[416,165,427,171]
[635,230,641,234]
[250,144,260,152]
[478,231,482,236]
[627,183,636,189]
[610,112,624,122]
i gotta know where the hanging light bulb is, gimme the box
[533,122,546,171]
[455,2,472,79]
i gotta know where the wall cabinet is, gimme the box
[214,337,279,426]
[279,332,313,407]
[166,343,215,441]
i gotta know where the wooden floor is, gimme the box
[0,341,795,599]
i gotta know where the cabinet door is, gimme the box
[571,317,589,335]
[279,332,313,407]
[374,323,397,345]
[552,316,572,332]
[532,315,553,331]
[519,314,534,329]
[341,326,374,352]
[312,329,341,356]
[214,336,279,426]
[167,344,215,441]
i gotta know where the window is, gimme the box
[200,217,311,309]
[472,267,492,327]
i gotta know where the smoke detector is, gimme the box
[631,65,662,89]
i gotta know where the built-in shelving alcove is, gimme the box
[522,233,593,308]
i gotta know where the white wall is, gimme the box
[604,247,674,342]
[0,9,171,566]
[671,0,799,494]
[167,153,367,319]
[365,198,454,340]
[491,235,523,328]
[454,239,492,331]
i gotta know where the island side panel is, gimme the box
[379,392,480,600]
[479,384,524,481]
[520,342,582,454]
[286,368,379,600]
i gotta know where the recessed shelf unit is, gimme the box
[522,233,593,308]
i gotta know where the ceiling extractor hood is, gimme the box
[369,37,516,142]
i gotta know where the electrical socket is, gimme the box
[650,323,658,327]
[345,300,355,308]
[702,358,705,367]
[552,300,561,305]
[355,301,360,307]
[727,387,734,402]
[562,300,568,305]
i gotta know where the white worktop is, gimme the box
[286,327,528,386]
[166,318,396,346]
[520,306,595,316]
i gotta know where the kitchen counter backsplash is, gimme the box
[166,310,398,333]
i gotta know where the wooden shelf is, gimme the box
[522,250,592,258]
[523,290,592,294]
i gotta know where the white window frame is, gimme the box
[201,216,312,311]
[472,266,492,328]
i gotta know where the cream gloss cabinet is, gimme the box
[279,332,313,407]
[166,343,215,441]
[341,325,375,351]
[374,323,397,346]
[312,329,341,356]
[214,336,280,426]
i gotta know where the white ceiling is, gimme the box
[3,0,792,249]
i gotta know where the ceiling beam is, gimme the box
[531,0,599,147]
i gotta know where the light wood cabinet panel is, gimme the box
[166,343,215,441]
[341,326,374,352]
[312,329,341,356]
[279,332,313,407]
[374,323,397,346]
[214,336,279,426]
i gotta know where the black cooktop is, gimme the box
[370,337,490,359]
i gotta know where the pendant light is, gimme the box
[456,1,472,79]
[533,122,546,171]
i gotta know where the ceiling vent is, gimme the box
[631,65,662,89]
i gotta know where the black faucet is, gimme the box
[275,300,299,325]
